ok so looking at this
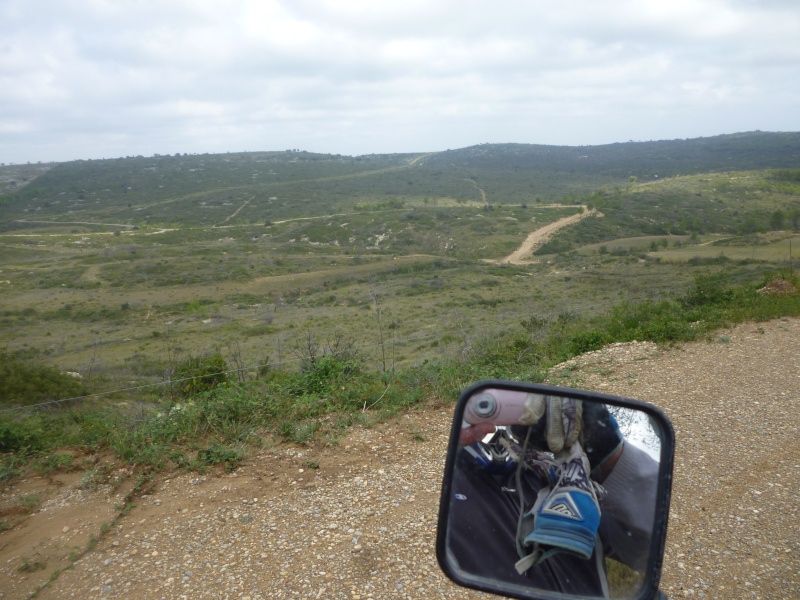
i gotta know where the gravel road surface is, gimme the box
[2,317,798,599]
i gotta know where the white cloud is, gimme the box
[0,0,798,163]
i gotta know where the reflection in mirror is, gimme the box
[610,406,661,462]
[443,388,664,599]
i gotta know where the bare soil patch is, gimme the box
[757,279,797,295]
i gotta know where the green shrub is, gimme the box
[605,300,696,344]
[34,452,75,474]
[0,419,47,453]
[0,353,84,407]
[681,272,734,307]
[277,420,319,445]
[0,455,24,482]
[197,443,244,471]
[18,558,47,573]
[567,330,612,355]
[298,354,363,395]
[173,354,228,398]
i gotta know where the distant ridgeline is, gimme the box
[1,131,799,230]
[424,131,800,179]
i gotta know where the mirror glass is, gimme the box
[440,384,669,600]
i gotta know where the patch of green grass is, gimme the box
[34,452,75,474]
[80,463,123,493]
[197,444,244,472]
[19,494,42,513]
[0,455,23,483]
[18,557,47,573]
[410,428,427,442]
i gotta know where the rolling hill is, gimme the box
[0,131,798,401]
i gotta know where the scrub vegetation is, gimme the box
[1,132,799,479]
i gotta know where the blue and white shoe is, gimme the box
[524,443,601,560]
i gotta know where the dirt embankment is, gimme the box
[1,317,798,599]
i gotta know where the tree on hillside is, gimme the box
[770,209,786,231]
[0,353,84,407]
[740,215,763,235]
[790,208,800,232]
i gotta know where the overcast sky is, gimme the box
[2,0,799,164]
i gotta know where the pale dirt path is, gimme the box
[408,154,430,166]
[465,179,487,203]
[219,196,256,225]
[13,221,136,229]
[1,317,799,599]
[499,206,600,264]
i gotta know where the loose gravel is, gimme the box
[548,318,800,599]
[2,317,798,599]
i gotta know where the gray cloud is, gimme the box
[1,0,799,163]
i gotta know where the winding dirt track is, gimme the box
[500,206,600,264]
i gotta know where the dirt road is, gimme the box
[1,317,798,599]
[499,206,600,264]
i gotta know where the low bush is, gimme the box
[0,353,84,408]
[297,355,363,395]
[173,354,228,398]
[0,419,47,453]
[567,330,613,355]
[33,452,75,474]
[197,443,244,471]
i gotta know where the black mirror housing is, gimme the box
[436,380,675,600]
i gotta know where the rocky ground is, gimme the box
[1,317,799,599]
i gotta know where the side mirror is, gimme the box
[436,380,674,600]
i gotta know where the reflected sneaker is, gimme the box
[524,443,601,560]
